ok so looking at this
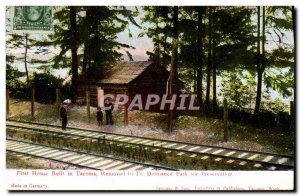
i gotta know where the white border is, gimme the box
[1,0,299,195]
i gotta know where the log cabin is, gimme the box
[76,61,177,111]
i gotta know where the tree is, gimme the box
[254,6,265,114]
[141,6,174,67]
[205,7,256,113]
[33,6,140,101]
[196,7,205,114]
[70,6,79,103]
[167,6,179,132]
[254,6,294,113]
[205,7,212,109]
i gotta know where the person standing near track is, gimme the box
[104,98,114,125]
[60,100,70,130]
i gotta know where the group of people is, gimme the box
[60,98,114,130]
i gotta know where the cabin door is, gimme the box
[97,87,104,107]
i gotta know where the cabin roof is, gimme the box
[99,61,153,84]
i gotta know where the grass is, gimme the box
[6,153,45,169]
[7,99,294,155]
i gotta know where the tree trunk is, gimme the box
[197,7,204,114]
[173,6,179,81]
[254,6,261,114]
[70,6,79,103]
[212,10,217,112]
[205,7,212,110]
[255,6,266,114]
[292,6,295,47]
[292,6,295,102]
[24,33,29,90]
[167,6,178,132]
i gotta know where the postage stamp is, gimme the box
[12,6,53,32]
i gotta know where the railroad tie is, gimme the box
[212,149,224,155]
[126,165,145,171]
[43,151,66,159]
[268,166,277,170]
[88,159,114,168]
[112,136,124,140]
[200,148,212,153]
[253,163,262,168]
[85,133,101,137]
[189,154,197,158]
[71,156,96,165]
[187,146,200,152]
[112,163,134,170]
[62,154,84,162]
[176,145,187,150]
[78,157,104,166]
[225,151,236,156]
[262,155,274,162]
[238,153,249,158]
[164,143,177,148]
[35,149,59,157]
[226,160,235,164]
[277,158,288,164]
[130,138,142,143]
[119,137,132,142]
[201,156,209,160]
[138,140,151,144]
[239,161,247,166]
[142,167,156,171]
[6,143,27,149]
[156,142,167,147]
[100,161,124,170]
[214,158,223,162]
[144,140,156,145]
[247,154,259,160]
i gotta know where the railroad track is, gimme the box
[6,119,294,170]
[6,138,175,171]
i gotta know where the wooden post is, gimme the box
[56,89,60,115]
[290,101,294,117]
[124,91,129,125]
[86,91,90,120]
[290,101,295,131]
[6,89,9,117]
[223,99,228,142]
[31,88,35,117]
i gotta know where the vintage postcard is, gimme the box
[5,4,295,191]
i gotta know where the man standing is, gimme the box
[104,98,114,125]
[60,104,68,130]
[96,107,103,126]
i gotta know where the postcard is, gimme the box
[5,5,295,191]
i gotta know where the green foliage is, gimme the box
[6,55,25,88]
[38,6,139,80]
[220,71,256,110]
[31,73,63,103]
[141,6,173,67]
